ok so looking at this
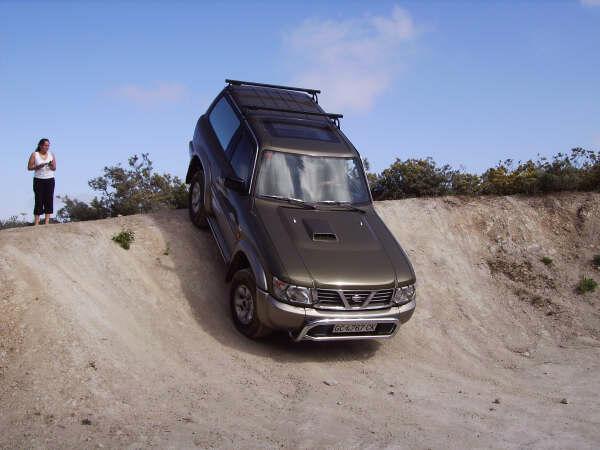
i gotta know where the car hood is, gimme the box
[254,201,411,288]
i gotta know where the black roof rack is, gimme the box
[243,105,343,129]
[226,79,321,103]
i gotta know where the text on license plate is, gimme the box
[332,322,377,333]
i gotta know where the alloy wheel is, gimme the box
[234,284,254,325]
[191,181,202,213]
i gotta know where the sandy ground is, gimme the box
[1,192,599,449]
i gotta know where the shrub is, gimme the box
[480,160,539,195]
[56,196,109,222]
[577,277,598,294]
[541,256,553,266]
[0,214,29,230]
[374,157,454,199]
[480,164,513,195]
[593,255,600,268]
[58,153,188,221]
[450,172,482,195]
[112,229,135,250]
[536,148,599,192]
[367,148,600,200]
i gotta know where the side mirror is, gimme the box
[224,176,247,193]
[371,185,384,200]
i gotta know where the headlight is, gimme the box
[393,284,416,305]
[272,277,312,305]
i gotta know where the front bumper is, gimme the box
[255,289,416,341]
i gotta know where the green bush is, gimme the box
[112,229,135,250]
[367,148,599,200]
[541,256,553,266]
[56,196,109,222]
[450,172,482,195]
[58,153,187,222]
[373,157,454,199]
[577,277,598,294]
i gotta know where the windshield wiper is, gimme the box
[259,195,317,209]
[317,200,366,213]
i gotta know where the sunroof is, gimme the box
[265,121,339,143]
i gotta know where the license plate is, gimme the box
[332,322,377,333]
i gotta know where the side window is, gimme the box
[229,131,256,181]
[208,97,240,151]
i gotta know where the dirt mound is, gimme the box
[1,193,599,448]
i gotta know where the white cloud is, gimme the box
[109,82,187,106]
[283,5,418,112]
[581,0,600,6]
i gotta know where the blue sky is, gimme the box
[1,0,599,219]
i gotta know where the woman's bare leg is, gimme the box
[34,215,40,225]
[44,214,51,225]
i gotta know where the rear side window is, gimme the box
[229,131,255,181]
[209,97,240,151]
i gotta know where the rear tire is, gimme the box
[230,269,272,339]
[188,171,208,229]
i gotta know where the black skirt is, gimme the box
[33,177,55,215]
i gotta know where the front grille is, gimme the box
[315,288,394,310]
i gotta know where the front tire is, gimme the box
[230,269,271,339]
[188,171,208,229]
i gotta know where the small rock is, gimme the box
[388,391,395,396]
[489,407,496,411]
[323,380,338,387]
[336,401,342,405]
[560,398,568,404]
[523,351,530,357]
[88,361,97,370]
[81,418,92,425]
[492,398,500,404]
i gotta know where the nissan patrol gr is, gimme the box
[186,79,416,341]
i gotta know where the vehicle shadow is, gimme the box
[150,211,380,363]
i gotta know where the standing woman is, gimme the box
[27,138,57,225]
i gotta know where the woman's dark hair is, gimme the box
[35,138,50,152]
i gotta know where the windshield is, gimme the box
[256,151,371,204]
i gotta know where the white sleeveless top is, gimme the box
[34,151,55,179]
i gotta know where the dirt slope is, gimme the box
[1,193,599,449]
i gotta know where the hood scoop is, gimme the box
[303,218,338,242]
[313,232,337,241]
